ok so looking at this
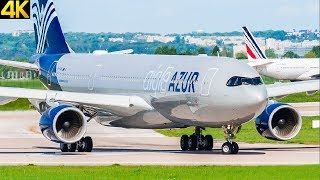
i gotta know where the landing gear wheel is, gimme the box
[60,143,68,152]
[188,134,197,151]
[180,135,189,151]
[60,143,77,152]
[198,135,205,150]
[77,137,93,152]
[204,135,213,150]
[231,142,239,154]
[77,138,86,152]
[83,136,93,152]
[68,143,77,152]
[221,142,233,154]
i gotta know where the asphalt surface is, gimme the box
[0,107,319,166]
[289,102,320,116]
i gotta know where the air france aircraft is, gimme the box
[243,26,320,81]
[0,0,319,154]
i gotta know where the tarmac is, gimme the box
[0,103,318,166]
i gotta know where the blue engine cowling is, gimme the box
[255,101,302,141]
[39,105,87,144]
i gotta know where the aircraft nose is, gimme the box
[255,89,268,104]
[248,87,268,114]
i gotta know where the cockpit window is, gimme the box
[252,77,263,85]
[227,76,263,86]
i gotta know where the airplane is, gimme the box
[243,26,320,81]
[0,0,318,154]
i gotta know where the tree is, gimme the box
[179,51,193,55]
[197,47,206,55]
[304,51,317,58]
[211,45,220,56]
[265,48,277,58]
[282,51,299,58]
[236,52,247,59]
[311,46,320,58]
[155,46,177,55]
[219,47,233,57]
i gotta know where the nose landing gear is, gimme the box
[221,125,240,154]
[180,127,213,151]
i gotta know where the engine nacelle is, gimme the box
[39,105,87,144]
[255,102,302,141]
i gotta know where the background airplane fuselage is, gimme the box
[254,59,319,81]
[35,54,268,128]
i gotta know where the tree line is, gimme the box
[155,45,320,60]
[155,45,233,57]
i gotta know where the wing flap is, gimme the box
[266,80,320,98]
[0,59,39,70]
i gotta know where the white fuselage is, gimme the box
[38,54,268,128]
[254,58,319,81]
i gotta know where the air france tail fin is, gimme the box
[242,26,267,59]
[32,0,72,54]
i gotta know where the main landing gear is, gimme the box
[60,136,93,152]
[221,125,239,154]
[180,125,240,154]
[180,127,213,151]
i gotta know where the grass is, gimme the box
[261,76,286,84]
[0,165,319,179]
[277,91,320,103]
[0,98,34,111]
[156,116,320,144]
[0,79,45,89]
[0,80,43,111]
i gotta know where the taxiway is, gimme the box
[0,110,318,166]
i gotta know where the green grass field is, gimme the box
[157,116,320,144]
[0,98,34,111]
[0,80,45,89]
[277,91,320,103]
[0,165,319,179]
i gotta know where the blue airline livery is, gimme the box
[168,72,199,93]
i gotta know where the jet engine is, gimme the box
[255,101,302,141]
[39,105,87,143]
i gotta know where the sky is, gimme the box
[0,0,319,33]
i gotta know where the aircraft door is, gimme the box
[88,64,102,92]
[201,68,218,96]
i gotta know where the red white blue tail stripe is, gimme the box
[242,26,267,59]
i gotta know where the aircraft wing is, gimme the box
[0,97,17,105]
[247,60,274,67]
[0,59,39,70]
[266,80,320,98]
[0,87,153,115]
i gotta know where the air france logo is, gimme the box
[168,72,199,93]
[32,0,57,53]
